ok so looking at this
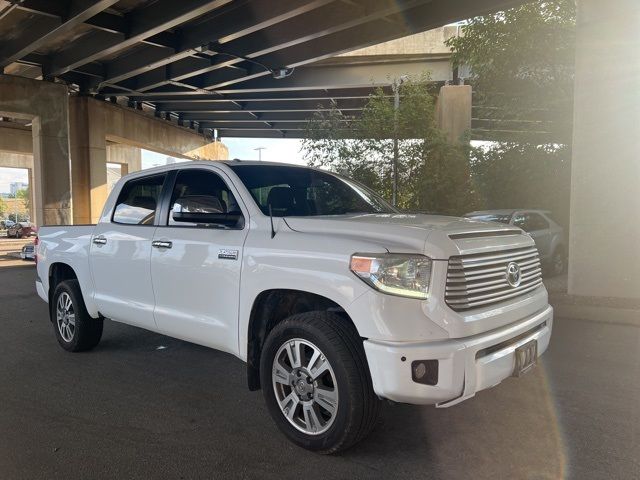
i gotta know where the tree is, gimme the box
[446,0,576,143]
[470,143,571,226]
[0,197,6,218]
[302,77,479,215]
[16,187,30,212]
[445,1,576,226]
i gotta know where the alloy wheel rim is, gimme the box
[272,338,339,435]
[56,292,75,342]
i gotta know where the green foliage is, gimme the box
[0,197,6,218]
[470,143,572,227]
[302,77,479,215]
[15,187,30,211]
[446,0,576,143]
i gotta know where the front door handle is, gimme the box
[152,240,172,249]
[93,235,107,245]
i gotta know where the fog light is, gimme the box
[411,360,438,385]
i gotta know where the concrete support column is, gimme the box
[69,96,107,224]
[435,85,472,143]
[568,0,640,299]
[106,143,142,174]
[0,75,71,225]
[26,168,35,222]
[186,140,229,160]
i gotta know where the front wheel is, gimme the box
[260,311,380,454]
[51,280,103,352]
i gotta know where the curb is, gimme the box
[552,302,640,327]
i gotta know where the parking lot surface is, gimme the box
[0,265,638,479]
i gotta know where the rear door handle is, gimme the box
[93,235,107,245]
[152,240,172,249]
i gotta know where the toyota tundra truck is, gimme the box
[35,161,553,453]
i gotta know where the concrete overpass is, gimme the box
[0,0,638,302]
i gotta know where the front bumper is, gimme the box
[363,305,553,406]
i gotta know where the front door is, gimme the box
[150,167,248,355]
[89,173,166,330]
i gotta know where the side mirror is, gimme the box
[172,195,243,228]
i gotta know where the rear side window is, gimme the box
[513,212,549,232]
[113,174,166,225]
[527,213,549,231]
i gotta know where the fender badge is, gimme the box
[218,249,239,260]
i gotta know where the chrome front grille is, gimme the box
[445,246,543,311]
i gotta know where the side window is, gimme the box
[167,169,243,229]
[112,174,165,225]
[527,213,549,231]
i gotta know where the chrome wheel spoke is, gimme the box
[310,358,330,380]
[280,392,300,420]
[64,295,72,311]
[67,314,76,326]
[303,404,322,433]
[305,349,321,371]
[273,360,292,385]
[284,341,302,369]
[314,387,338,415]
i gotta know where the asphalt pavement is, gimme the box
[0,264,638,479]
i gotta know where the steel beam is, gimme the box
[187,0,523,91]
[0,0,119,68]
[46,0,234,76]
[126,87,388,102]
[186,110,359,122]
[122,0,430,93]
[161,98,368,113]
[100,0,333,86]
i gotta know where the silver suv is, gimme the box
[464,209,566,276]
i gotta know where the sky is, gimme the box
[0,167,28,194]
[140,138,307,170]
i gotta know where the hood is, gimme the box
[284,213,534,259]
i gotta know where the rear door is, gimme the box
[150,167,248,355]
[89,173,167,330]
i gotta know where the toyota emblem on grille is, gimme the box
[506,262,522,287]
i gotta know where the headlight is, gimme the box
[350,253,432,299]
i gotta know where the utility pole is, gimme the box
[391,75,407,207]
[254,147,266,161]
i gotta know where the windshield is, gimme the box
[466,213,512,224]
[229,164,396,217]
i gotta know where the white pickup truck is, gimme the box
[36,161,552,453]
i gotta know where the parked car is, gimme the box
[2,219,16,230]
[36,161,553,453]
[7,222,36,238]
[20,242,36,260]
[464,209,566,276]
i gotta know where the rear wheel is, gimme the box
[260,311,380,454]
[51,280,103,352]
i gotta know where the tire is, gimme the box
[51,279,103,352]
[260,311,380,454]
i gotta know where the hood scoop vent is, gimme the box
[448,229,521,240]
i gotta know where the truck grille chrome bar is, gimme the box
[445,246,543,311]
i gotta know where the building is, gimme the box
[9,181,28,197]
